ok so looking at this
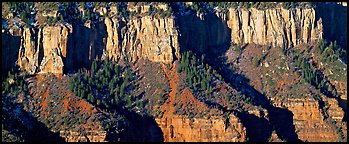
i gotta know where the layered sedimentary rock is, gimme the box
[177,6,323,54]
[17,28,39,74]
[104,17,120,61]
[124,16,180,63]
[104,16,180,63]
[15,24,71,74]
[11,6,324,75]
[59,129,107,142]
[272,97,341,142]
[155,114,246,142]
[14,14,180,74]
[227,7,322,48]
[38,24,71,74]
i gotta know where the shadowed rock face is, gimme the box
[11,16,180,74]
[9,5,326,75]
[2,2,346,142]
[2,31,21,77]
[314,3,347,48]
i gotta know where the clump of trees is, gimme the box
[293,47,339,98]
[2,69,29,97]
[144,5,173,18]
[231,42,242,53]
[69,58,142,112]
[4,2,35,27]
[281,2,296,9]
[117,2,129,18]
[316,39,346,63]
[178,51,214,94]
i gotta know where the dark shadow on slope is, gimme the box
[234,110,272,142]
[268,107,299,141]
[105,110,164,142]
[308,64,348,121]
[205,41,302,143]
[2,97,65,142]
[171,4,301,141]
[202,98,272,142]
[1,31,21,79]
[338,99,347,122]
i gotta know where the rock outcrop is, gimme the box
[15,24,71,74]
[176,6,323,54]
[104,16,180,63]
[155,114,246,142]
[124,16,180,63]
[59,129,107,142]
[272,96,342,142]
[38,25,71,74]
[13,13,180,74]
[2,3,346,142]
[8,5,325,75]
[17,28,39,74]
[227,7,322,48]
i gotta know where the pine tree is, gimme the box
[77,88,82,98]
[201,80,206,91]
[91,60,97,75]
[87,93,93,102]
[328,85,333,93]
[114,92,119,106]
[126,95,132,108]
[193,76,197,88]
[90,94,96,103]
[120,83,125,97]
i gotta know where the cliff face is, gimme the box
[155,114,246,142]
[274,97,339,142]
[17,28,39,74]
[2,30,21,75]
[39,25,71,74]
[59,129,107,142]
[13,15,180,74]
[9,6,324,75]
[227,7,322,48]
[315,3,347,48]
[2,4,345,142]
[16,24,71,74]
[176,13,231,53]
[110,16,180,63]
[176,7,322,55]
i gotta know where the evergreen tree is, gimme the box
[120,83,125,97]
[77,88,82,98]
[114,92,119,106]
[91,60,97,75]
[126,95,132,108]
